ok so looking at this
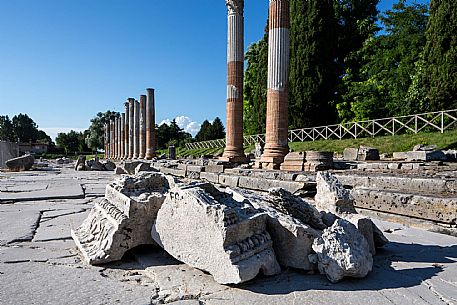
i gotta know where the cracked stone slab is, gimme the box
[0,180,85,202]
[0,261,154,305]
[33,208,90,242]
[0,210,42,244]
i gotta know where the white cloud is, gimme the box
[40,127,86,141]
[159,116,201,136]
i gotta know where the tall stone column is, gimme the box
[260,0,290,169]
[139,95,146,159]
[124,102,129,159]
[128,98,134,159]
[120,113,125,159]
[133,100,140,159]
[118,117,122,159]
[110,118,115,159]
[222,0,246,163]
[104,123,108,159]
[146,88,156,160]
[116,117,120,159]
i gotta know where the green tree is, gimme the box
[208,117,225,140]
[11,113,39,142]
[422,0,457,111]
[0,115,15,142]
[56,130,82,155]
[85,111,119,153]
[156,120,192,149]
[195,120,212,141]
[243,29,268,135]
[289,0,338,128]
[340,0,429,121]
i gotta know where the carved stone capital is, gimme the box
[226,0,244,15]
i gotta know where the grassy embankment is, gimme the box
[178,130,457,158]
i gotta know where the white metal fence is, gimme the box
[185,109,457,150]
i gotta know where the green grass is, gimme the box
[179,130,457,158]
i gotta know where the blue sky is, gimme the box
[0,0,429,139]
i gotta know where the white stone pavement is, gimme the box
[0,165,456,305]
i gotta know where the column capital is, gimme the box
[226,0,244,15]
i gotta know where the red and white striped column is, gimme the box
[260,0,290,169]
[133,99,140,159]
[128,98,135,159]
[124,102,130,159]
[139,95,146,159]
[110,118,115,159]
[146,88,156,160]
[120,113,125,159]
[222,0,246,163]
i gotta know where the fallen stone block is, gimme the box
[75,155,86,171]
[103,160,116,171]
[5,154,35,172]
[311,219,373,283]
[315,172,356,214]
[199,172,219,184]
[238,176,304,193]
[72,172,175,265]
[160,167,186,177]
[218,174,239,188]
[151,183,281,284]
[230,188,322,270]
[405,150,447,162]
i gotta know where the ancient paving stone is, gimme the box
[0,180,84,202]
[151,183,281,284]
[72,172,175,264]
[311,219,373,283]
[0,210,42,244]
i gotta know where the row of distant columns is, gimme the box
[222,0,290,168]
[104,88,156,160]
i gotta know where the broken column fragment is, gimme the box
[229,187,323,271]
[315,172,388,254]
[72,172,175,265]
[151,183,281,284]
[311,219,373,283]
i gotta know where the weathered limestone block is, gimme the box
[200,172,220,184]
[6,154,34,171]
[72,172,175,265]
[315,172,356,214]
[151,183,281,284]
[351,188,457,225]
[230,188,322,270]
[74,155,86,171]
[118,160,145,175]
[344,147,379,161]
[303,151,334,171]
[238,176,305,193]
[311,219,373,283]
[280,152,305,171]
[359,146,380,160]
[316,172,387,254]
[103,160,116,171]
[405,150,447,161]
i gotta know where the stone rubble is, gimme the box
[311,219,373,283]
[72,169,386,285]
[71,172,175,264]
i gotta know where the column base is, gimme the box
[219,155,249,164]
